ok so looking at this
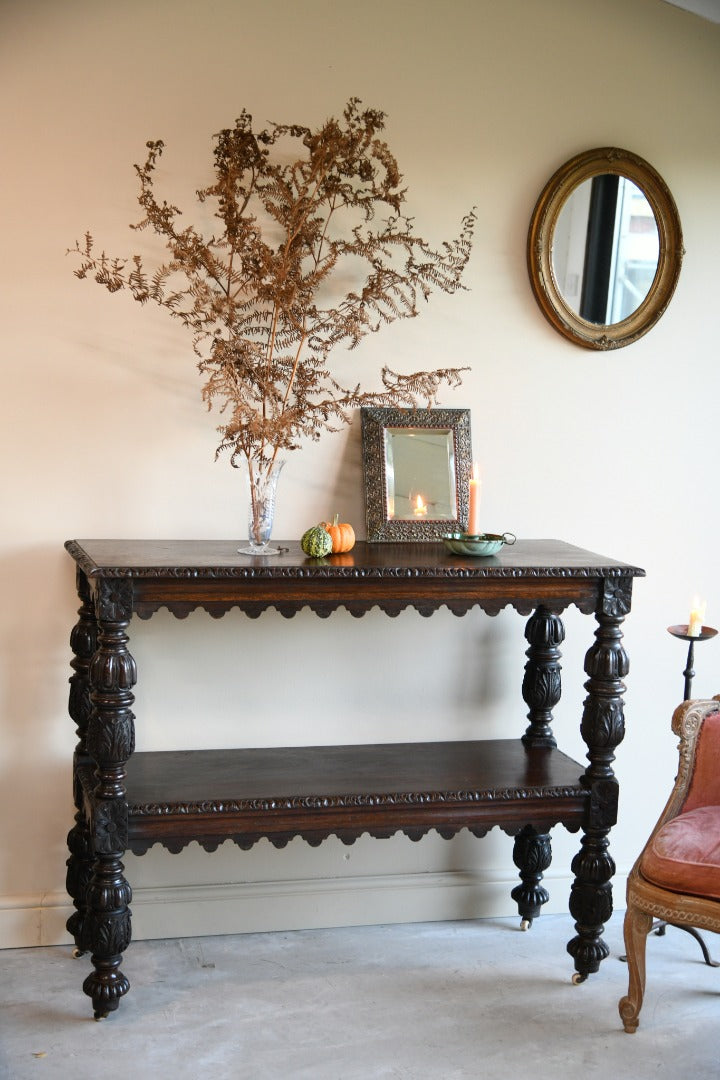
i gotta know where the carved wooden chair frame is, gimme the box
[619,696,720,1033]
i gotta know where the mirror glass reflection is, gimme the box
[385,428,456,520]
[551,175,659,325]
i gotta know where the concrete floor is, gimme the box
[1,914,718,1079]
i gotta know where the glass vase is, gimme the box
[239,459,285,556]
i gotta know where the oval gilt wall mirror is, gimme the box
[527,148,683,349]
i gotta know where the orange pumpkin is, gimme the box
[322,514,355,553]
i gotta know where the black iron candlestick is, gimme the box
[667,624,718,701]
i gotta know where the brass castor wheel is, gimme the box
[72,948,86,959]
[520,918,533,931]
[571,972,587,985]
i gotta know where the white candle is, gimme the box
[413,494,428,517]
[468,463,481,535]
[687,599,706,638]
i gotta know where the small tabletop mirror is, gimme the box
[361,407,472,541]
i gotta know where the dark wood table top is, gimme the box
[66,538,645,580]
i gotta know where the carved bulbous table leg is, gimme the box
[66,818,93,954]
[82,578,136,1018]
[511,607,564,924]
[511,826,552,928]
[66,571,97,953]
[522,606,564,749]
[567,581,630,981]
[82,857,132,1017]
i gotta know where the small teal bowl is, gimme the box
[443,531,516,557]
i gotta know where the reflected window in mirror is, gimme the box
[552,175,659,324]
[361,407,471,541]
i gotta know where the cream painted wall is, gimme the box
[1,0,719,948]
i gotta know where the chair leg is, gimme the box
[619,904,653,1033]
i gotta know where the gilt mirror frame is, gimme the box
[527,147,683,350]
[361,407,472,542]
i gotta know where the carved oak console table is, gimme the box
[64,538,644,1018]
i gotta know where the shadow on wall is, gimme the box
[0,545,79,892]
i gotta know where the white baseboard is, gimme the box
[0,868,628,950]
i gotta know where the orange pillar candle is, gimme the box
[468,463,481,535]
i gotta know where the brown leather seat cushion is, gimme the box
[641,805,720,900]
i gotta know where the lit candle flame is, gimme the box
[688,597,706,638]
[414,494,428,516]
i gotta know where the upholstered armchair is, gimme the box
[619,696,720,1033]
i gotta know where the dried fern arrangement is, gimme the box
[70,99,475,548]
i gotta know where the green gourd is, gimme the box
[301,524,332,558]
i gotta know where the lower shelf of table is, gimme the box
[80,739,591,854]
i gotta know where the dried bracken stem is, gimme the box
[69,99,476,471]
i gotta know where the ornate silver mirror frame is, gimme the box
[361,407,472,542]
[527,147,683,350]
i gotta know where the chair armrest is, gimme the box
[672,698,720,814]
